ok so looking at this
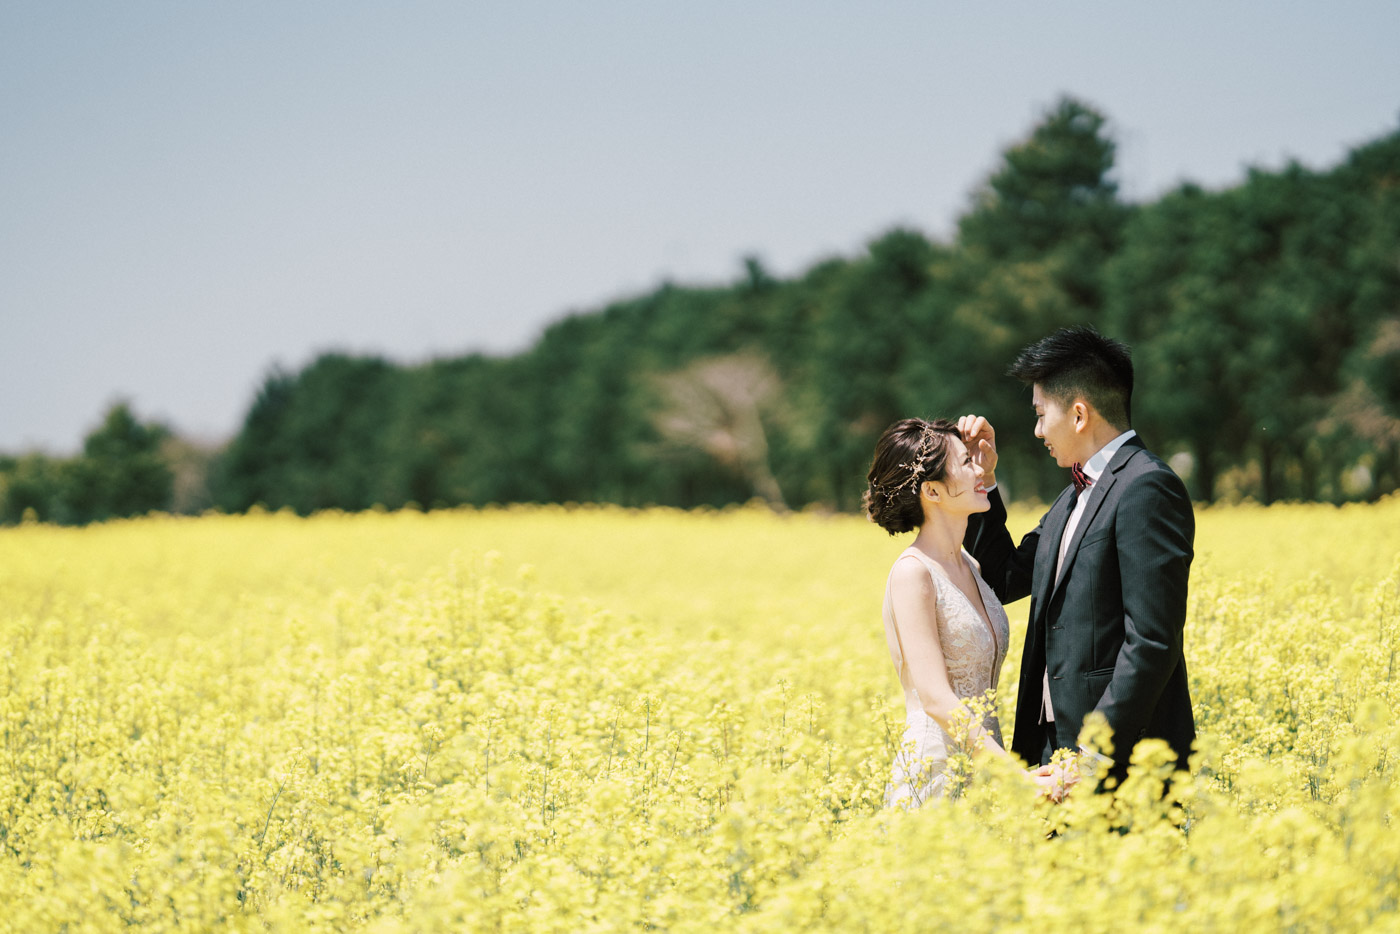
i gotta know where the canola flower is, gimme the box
[0,499,1397,931]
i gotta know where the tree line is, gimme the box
[5,97,1399,524]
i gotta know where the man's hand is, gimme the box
[1031,760,1080,803]
[1030,764,1057,796]
[958,414,998,485]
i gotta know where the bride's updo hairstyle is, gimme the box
[864,417,959,535]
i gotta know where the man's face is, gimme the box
[1032,384,1080,469]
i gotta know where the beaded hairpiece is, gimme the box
[871,422,942,502]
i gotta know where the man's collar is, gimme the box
[1083,430,1137,480]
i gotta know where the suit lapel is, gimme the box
[1032,488,1077,617]
[1051,438,1146,600]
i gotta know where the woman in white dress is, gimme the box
[864,417,1023,807]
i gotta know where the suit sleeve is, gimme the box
[1094,468,1194,753]
[963,487,1037,605]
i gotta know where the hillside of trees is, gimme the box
[6,97,1399,523]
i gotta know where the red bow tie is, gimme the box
[1072,463,1093,494]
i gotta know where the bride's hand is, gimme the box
[1030,762,1078,803]
[958,414,998,482]
[1028,764,1054,791]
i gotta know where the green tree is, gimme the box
[947,97,1131,499]
[958,95,1129,309]
[214,356,400,513]
[201,109,1400,512]
[1105,183,1250,501]
[808,229,935,509]
[0,453,67,524]
[1109,159,1380,503]
[64,403,173,522]
[1324,127,1400,498]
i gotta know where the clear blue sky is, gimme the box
[3,2,1398,453]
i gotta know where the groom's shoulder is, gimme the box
[1117,438,1167,474]
[1117,443,1192,505]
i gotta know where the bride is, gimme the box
[864,416,1027,806]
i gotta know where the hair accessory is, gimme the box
[891,422,941,496]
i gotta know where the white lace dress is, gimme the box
[882,547,1010,808]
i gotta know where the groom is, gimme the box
[960,326,1195,788]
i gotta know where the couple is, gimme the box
[867,326,1195,807]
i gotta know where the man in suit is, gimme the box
[959,326,1195,790]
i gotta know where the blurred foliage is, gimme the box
[7,97,1400,522]
[0,403,172,525]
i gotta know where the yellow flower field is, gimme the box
[1,499,1398,932]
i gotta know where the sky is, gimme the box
[2,2,1398,454]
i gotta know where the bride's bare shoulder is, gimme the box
[890,553,937,592]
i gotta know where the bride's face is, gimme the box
[928,437,990,512]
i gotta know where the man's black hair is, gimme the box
[1007,325,1133,429]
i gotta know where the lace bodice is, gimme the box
[881,547,1010,722]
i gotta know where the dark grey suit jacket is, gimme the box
[965,437,1195,779]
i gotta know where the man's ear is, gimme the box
[1072,400,1091,432]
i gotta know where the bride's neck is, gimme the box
[912,512,968,568]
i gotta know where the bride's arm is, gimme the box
[888,559,1009,760]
